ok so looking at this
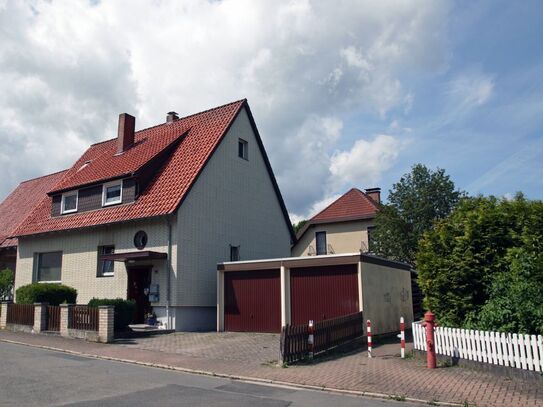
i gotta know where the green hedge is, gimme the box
[16,283,77,306]
[88,298,136,330]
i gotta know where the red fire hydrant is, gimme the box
[422,311,437,369]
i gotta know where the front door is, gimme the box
[127,267,152,324]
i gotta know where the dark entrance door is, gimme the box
[127,267,152,324]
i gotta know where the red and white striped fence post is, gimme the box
[367,319,372,358]
[400,316,405,358]
[308,319,315,360]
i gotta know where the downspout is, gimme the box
[166,216,173,329]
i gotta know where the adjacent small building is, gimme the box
[10,99,295,330]
[292,188,380,256]
[0,171,67,276]
[217,253,414,335]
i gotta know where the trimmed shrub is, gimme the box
[88,298,136,330]
[16,283,77,306]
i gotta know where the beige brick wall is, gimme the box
[292,219,374,256]
[15,218,175,305]
[176,106,292,307]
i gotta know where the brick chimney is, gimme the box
[166,111,179,123]
[117,113,136,154]
[365,187,381,203]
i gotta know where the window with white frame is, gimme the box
[35,251,62,282]
[98,245,115,276]
[102,180,123,206]
[61,191,78,214]
[238,138,248,160]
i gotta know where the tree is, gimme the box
[0,268,14,300]
[417,194,543,333]
[372,164,462,265]
[292,220,307,234]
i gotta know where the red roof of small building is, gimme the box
[311,188,378,222]
[0,170,67,248]
[296,188,379,240]
[12,99,295,241]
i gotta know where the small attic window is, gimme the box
[102,180,123,206]
[238,138,248,160]
[61,191,78,214]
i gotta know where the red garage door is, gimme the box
[290,264,359,325]
[224,270,281,333]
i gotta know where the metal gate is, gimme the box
[224,270,281,333]
[290,264,359,326]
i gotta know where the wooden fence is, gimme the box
[46,305,61,332]
[413,321,543,372]
[281,312,364,363]
[69,306,99,331]
[6,303,35,326]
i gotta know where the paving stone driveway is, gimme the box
[116,332,281,365]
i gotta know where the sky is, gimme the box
[0,0,542,223]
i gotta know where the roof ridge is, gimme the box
[88,99,247,147]
[18,169,69,185]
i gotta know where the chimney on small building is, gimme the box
[166,111,179,123]
[365,187,381,203]
[117,113,136,154]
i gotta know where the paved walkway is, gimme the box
[0,330,541,407]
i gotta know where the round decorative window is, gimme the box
[134,230,148,250]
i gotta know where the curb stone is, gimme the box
[0,337,463,407]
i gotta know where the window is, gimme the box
[238,138,248,160]
[98,246,115,276]
[315,231,327,255]
[61,191,78,214]
[35,252,62,282]
[102,180,123,206]
[230,245,240,261]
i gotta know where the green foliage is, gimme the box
[0,268,14,299]
[372,164,462,265]
[293,220,308,234]
[15,283,77,306]
[417,194,543,334]
[88,298,136,330]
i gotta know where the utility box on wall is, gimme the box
[149,283,159,303]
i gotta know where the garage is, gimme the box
[290,264,359,325]
[224,270,281,333]
[218,253,413,336]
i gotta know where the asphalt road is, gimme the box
[0,341,426,407]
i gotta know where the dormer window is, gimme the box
[61,191,78,214]
[102,180,123,206]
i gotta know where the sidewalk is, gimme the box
[0,330,541,406]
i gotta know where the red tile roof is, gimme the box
[0,170,67,248]
[311,188,379,222]
[296,188,379,240]
[13,100,246,237]
[49,127,187,194]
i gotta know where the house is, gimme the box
[292,188,380,256]
[0,171,67,277]
[291,187,424,319]
[11,99,295,331]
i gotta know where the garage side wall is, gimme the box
[361,261,413,335]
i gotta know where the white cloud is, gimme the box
[0,0,450,216]
[329,134,404,189]
[446,69,495,111]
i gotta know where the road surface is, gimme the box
[0,341,425,406]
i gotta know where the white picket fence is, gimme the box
[412,321,543,372]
